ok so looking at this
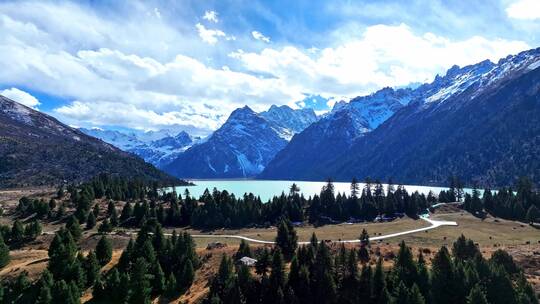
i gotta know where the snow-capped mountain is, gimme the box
[164,106,288,178]
[80,128,197,168]
[259,87,415,179]
[260,105,318,140]
[262,47,540,186]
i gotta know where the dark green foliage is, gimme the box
[275,219,298,260]
[96,236,112,266]
[467,284,488,304]
[234,239,252,260]
[0,234,10,268]
[98,218,112,233]
[86,212,96,229]
[65,216,82,240]
[206,233,535,304]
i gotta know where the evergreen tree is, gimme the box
[255,248,271,276]
[359,228,370,246]
[96,236,112,266]
[0,234,9,268]
[467,284,488,304]
[275,219,298,260]
[83,251,100,285]
[10,220,24,243]
[65,216,82,240]
[525,205,540,223]
[86,212,96,230]
[98,218,113,234]
[152,262,166,294]
[234,239,252,259]
[110,206,119,227]
[36,284,52,304]
[130,258,152,304]
[408,284,426,304]
[431,246,456,304]
[180,259,195,290]
[166,272,178,297]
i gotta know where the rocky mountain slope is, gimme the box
[81,128,197,168]
[263,48,540,186]
[164,106,288,178]
[259,87,414,179]
[259,105,318,140]
[0,96,180,187]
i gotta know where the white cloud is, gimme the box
[231,24,529,98]
[196,23,226,45]
[506,0,540,20]
[0,87,40,108]
[251,31,271,43]
[0,1,533,135]
[203,10,218,23]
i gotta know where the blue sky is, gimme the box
[1,0,539,135]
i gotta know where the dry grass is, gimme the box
[168,216,429,248]
[0,249,49,281]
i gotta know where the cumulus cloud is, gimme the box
[506,0,540,20]
[203,10,218,23]
[231,24,529,98]
[196,23,226,45]
[0,87,41,108]
[0,1,532,134]
[251,31,270,43]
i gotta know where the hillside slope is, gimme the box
[0,96,180,187]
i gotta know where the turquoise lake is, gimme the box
[167,180,460,202]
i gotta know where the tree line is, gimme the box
[207,221,538,304]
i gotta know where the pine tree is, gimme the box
[152,262,166,293]
[431,246,456,304]
[275,219,298,260]
[359,228,370,246]
[36,284,52,304]
[130,258,152,304]
[11,220,24,243]
[467,284,488,304]
[255,247,271,276]
[408,284,426,304]
[166,272,178,296]
[372,257,386,302]
[110,206,119,227]
[270,248,286,291]
[86,212,96,230]
[96,236,112,266]
[180,259,195,290]
[0,234,9,269]
[92,203,100,218]
[98,218,112,233]
[358,245,370,264]
[83,251,100,285]
[65,216,82,240]
[234,239,252,259]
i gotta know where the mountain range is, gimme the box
[3,47,538,188]
[81,128,199,168]
[0,96,180,187]
[261,47,540,186]
[164,105,317,178]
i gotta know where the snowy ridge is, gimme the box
[80,128,198,168]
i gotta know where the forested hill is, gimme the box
[0,95,182,187]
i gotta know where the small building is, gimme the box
[237,256,257,267]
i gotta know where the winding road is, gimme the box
[42,213,458,244]
[189,214,458,245]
